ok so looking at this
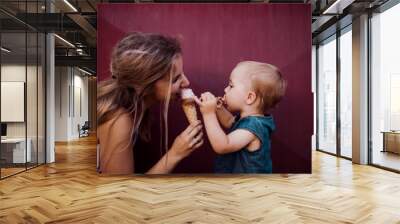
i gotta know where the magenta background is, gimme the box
[98,3,312,173]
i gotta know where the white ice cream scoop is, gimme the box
[181,88,196,100]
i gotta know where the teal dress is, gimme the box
[214,115,275,173]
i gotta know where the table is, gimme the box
[382,131,400,154]
[1,138,32,163]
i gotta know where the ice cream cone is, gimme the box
[181,89,198,124]
[182,100,198,124]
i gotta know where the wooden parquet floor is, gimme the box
[1,134,400,223]
[1,167,26,178]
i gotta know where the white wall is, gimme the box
[312,45,316,151]
[55,67,69,141]
[1,65,26,140]
[1,65,42,137]
[1,64,45,164]
[55,67,89,141]
[1,64,25,127]
[73,73,89,138]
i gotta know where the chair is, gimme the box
[79,121,90,138]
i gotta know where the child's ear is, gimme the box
[246,91,257,105]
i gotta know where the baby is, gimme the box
[195,61,286,173]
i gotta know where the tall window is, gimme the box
[339,28,352,158]
[371,2,400,171]
[317,35,337,154]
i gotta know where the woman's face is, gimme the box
[154,54,190,101]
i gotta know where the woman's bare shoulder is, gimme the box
[98,109,133,138]
[97,109,134,174]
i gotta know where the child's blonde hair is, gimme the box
[236,61,287,111]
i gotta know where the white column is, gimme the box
[45,0,55,163]
[46,32,55,163]
[352,14,369,164]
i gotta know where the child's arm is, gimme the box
[196,92,256,154]
[215,97,235,129]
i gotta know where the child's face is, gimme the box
[222,65,251,112]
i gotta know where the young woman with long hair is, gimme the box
[97,32,204,174]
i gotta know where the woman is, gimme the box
[97,32,204,174]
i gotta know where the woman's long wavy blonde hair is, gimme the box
[97,32,181,152]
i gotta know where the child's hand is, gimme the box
[194,92,218,115]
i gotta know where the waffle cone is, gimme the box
[182,100,198,124]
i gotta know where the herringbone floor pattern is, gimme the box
[1,134,400,223]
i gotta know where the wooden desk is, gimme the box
[382,131,400,154]
[1,138,32,163]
